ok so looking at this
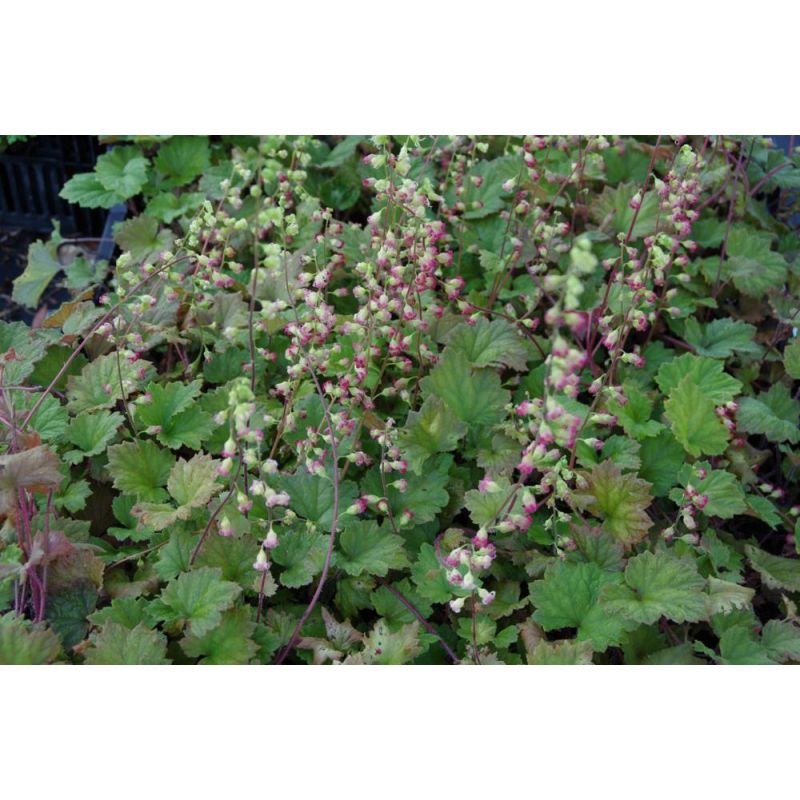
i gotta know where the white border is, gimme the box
[1,666,797,797]
[3,3,800,795]
[3,2,799,132]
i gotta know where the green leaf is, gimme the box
[88,597,150,629]
[664,374,730,456]
[0,615,61,664]
[60,172,124,208]
[530,561,630,651]
[16,392,68,443]
[737,383,800,444]
[656,353,742,404]
[84,622,170,665]
[421,348,510,427]
[113,215,173,263]
[136,380,216,450]
[62,258,103,291]
[411,543,452,604]
[66,353,141,414]
[337,520,408,577]
[94,146,149,198]
[370,579,433,628]
[154,530,194,581]
[275,469,358,530]
[361,453,451,526]
[56,302,106,337]
[455,155,519,220]
[478,249,504,275]
[145,190,205,223]
[567,525,625,572]
[196,534,258,588]
[134,379,200,427]
[464,477,513,527]
[574,460,653,545]
[691,218,727,249]
[761,620,800,663]
[181,607,256,664]
[643,643,703,665]
[272,530,327,588]
[600,435,641,471]
[106,439,176,502]
[0,544,23,609]
[134,452,221,531]
[723,226,788,296]
[456,615,497,647]
[0,320,50,383]
[153,566,241,637]
[682,317,762,358]
[63,411,124,464]
[318,135,364,168]
[494,624,519,650]
[673,462,747,519]
[590,182,659,239]
[46,582,96,648]
[746,495,782,529]
[398,396,467,474]
[717,624,774,664]
[28,343,87,391]
[442,317,529,371]
[607,383,664,440]
[638,430,684,497]
[528,638,594,665]
[202,347,249,384]
[54,477,90,514]
[155,136,210,185]
[710,606,759,639]
[784,339,800,380]
[477,431,523,474]
[745,545,800,592]
[161,410,216,450]
[11,240,61,308]
[318,163,362,210]
[335,576,376,619]
[601,551,707,624]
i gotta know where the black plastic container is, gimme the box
[0,136,108,237]
[0,135,126,264]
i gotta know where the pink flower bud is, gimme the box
[253,548,270,572]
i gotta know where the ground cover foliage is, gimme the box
[2,134,800,665]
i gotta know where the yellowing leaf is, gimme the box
[574,460,653,545]
[133,452,221,531]
[84,622,170,665]
[66,353,143,414]
[745,545,800,592]
[0,615,62,664]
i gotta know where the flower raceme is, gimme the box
[2,134,799,665]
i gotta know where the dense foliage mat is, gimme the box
[2,134,800,664]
